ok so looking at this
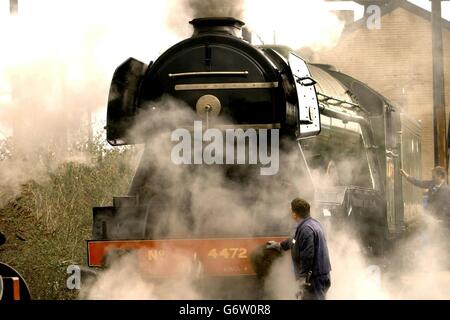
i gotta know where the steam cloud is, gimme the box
[265,212,450,300]
[83,97,450,300]
[82,96,304,299]
[171,0,346,50]
[186,0,245,19]
[0,0,184,199]
[81,251,202,300]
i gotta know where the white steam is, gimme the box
[171,0,346,50]
[84,97,449,300]
[0,0,184,198]
[244,0,345,50]
[81,251,202,300]
[264,209,450,300]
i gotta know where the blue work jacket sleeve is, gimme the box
[295,226,315,277]
[406,176,433,189]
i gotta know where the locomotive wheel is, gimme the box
[0,262,31,300]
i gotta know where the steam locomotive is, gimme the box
[86,17,422,298]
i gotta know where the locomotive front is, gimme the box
[88,17,322,297]
[106,17,320,145]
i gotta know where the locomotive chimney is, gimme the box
[189,17,245,38]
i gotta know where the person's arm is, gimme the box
[266,237,292,252]
[296,227,315,278]
[280,237,293,251]
[401,169,433,189]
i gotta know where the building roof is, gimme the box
[345,0,450,33]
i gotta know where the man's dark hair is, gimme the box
[291,198,310,218]
[433,166,447,179]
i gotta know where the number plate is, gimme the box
[88,237,286,277]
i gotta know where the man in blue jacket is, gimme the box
[267,198,332,300]
[401,166,450,228]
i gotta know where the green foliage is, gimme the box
[0,137,139,299]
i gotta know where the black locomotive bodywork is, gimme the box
[106,17,320,146]
[88,17,422,286]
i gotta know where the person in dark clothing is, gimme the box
[401,166,450,228]
[267,198,332,300]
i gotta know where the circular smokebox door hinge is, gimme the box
[196,95,222,118]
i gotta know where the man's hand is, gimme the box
[400,169,409,178]
[266,241,282,252]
